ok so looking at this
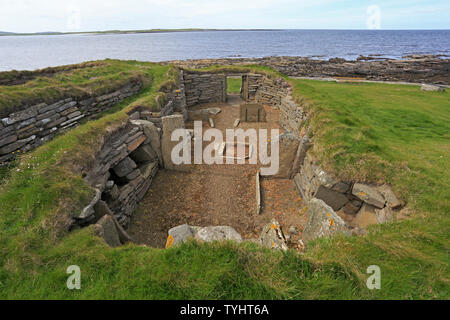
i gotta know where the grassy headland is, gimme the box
[0,62,448,299]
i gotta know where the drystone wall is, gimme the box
[183,71,227,107]
[0,81,142,164]
[73,77,187,231]
[244,73,405,244]
[245,74,307,137]
[292,136,404,243]
[76,119,161,229]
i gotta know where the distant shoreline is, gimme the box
[0,28,282,37]
[1,28,450,37]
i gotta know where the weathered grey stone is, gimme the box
[125,169,141,181]
[59,115,84,127]
[314,185,349,211]
[66,111,82,119]
[126,133,146,153]
[131,144,158,163]
[302,198,349,244]
[5,104,42,125]
[113,156,137,177]
[93,199,112,221]
[378,185,402,209]
[421,84,445,92]
[294,171,312,201]
[240,103,266,122]
[272,132,299,178]
[57,101,77,113]
[0,135,17,148]
[129,111,140,120]
[332,181,351,194]
[353,203,378,228]
[38,101,64,114]
[195,226,242,243]
[342,201,361,215]
[260,219,288,251]
[288,226,299,235]
[95,215,121,247]
[166,224,194,248]
[161,114,185,170]
[0,135,36,155]
[140,161,159,179]
[0,141,19,155]
[256,171,261,215]
[45,116,67,129]
[78,188,102,220]
[207,107,221,115]
[290,135,312,179]
[352,183,385,208]
[130,120,162,164]
[105,180,115,190]
[313,167,337,189]
[376,206,394,224]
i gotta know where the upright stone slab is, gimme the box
[260,219,288,251]
[195,226,242,243]
[273,132,299,179]
[239,104,266,122]
[302,198,349,244]
[161,114,185,171]
[95,215,121,248]
[166,224,194,248]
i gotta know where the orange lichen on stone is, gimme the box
[330,218,334,226]
[165,235,174,248]
[358,191,368,198]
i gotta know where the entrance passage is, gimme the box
[227,76,242,95]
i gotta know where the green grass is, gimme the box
[0,64,449,299]
[0,59,178,117]
[227,77,242,94]
[291,80,450,299]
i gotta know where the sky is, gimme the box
[0,0,449,33]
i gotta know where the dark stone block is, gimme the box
[315,185,349,211]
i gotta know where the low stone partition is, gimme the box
[183,70,227,107]
[0,81,142,164]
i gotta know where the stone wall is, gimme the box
[244,74,306,136]
[293,141,404,241]
[0,81,142,164]
[183,71,227,107]
[72,76,187,231]
[75,119,162,229]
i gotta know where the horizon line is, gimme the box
[1,27,450,36]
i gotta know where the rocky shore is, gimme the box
[165,55,450,85]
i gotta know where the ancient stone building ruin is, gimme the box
[1,68,404,248]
